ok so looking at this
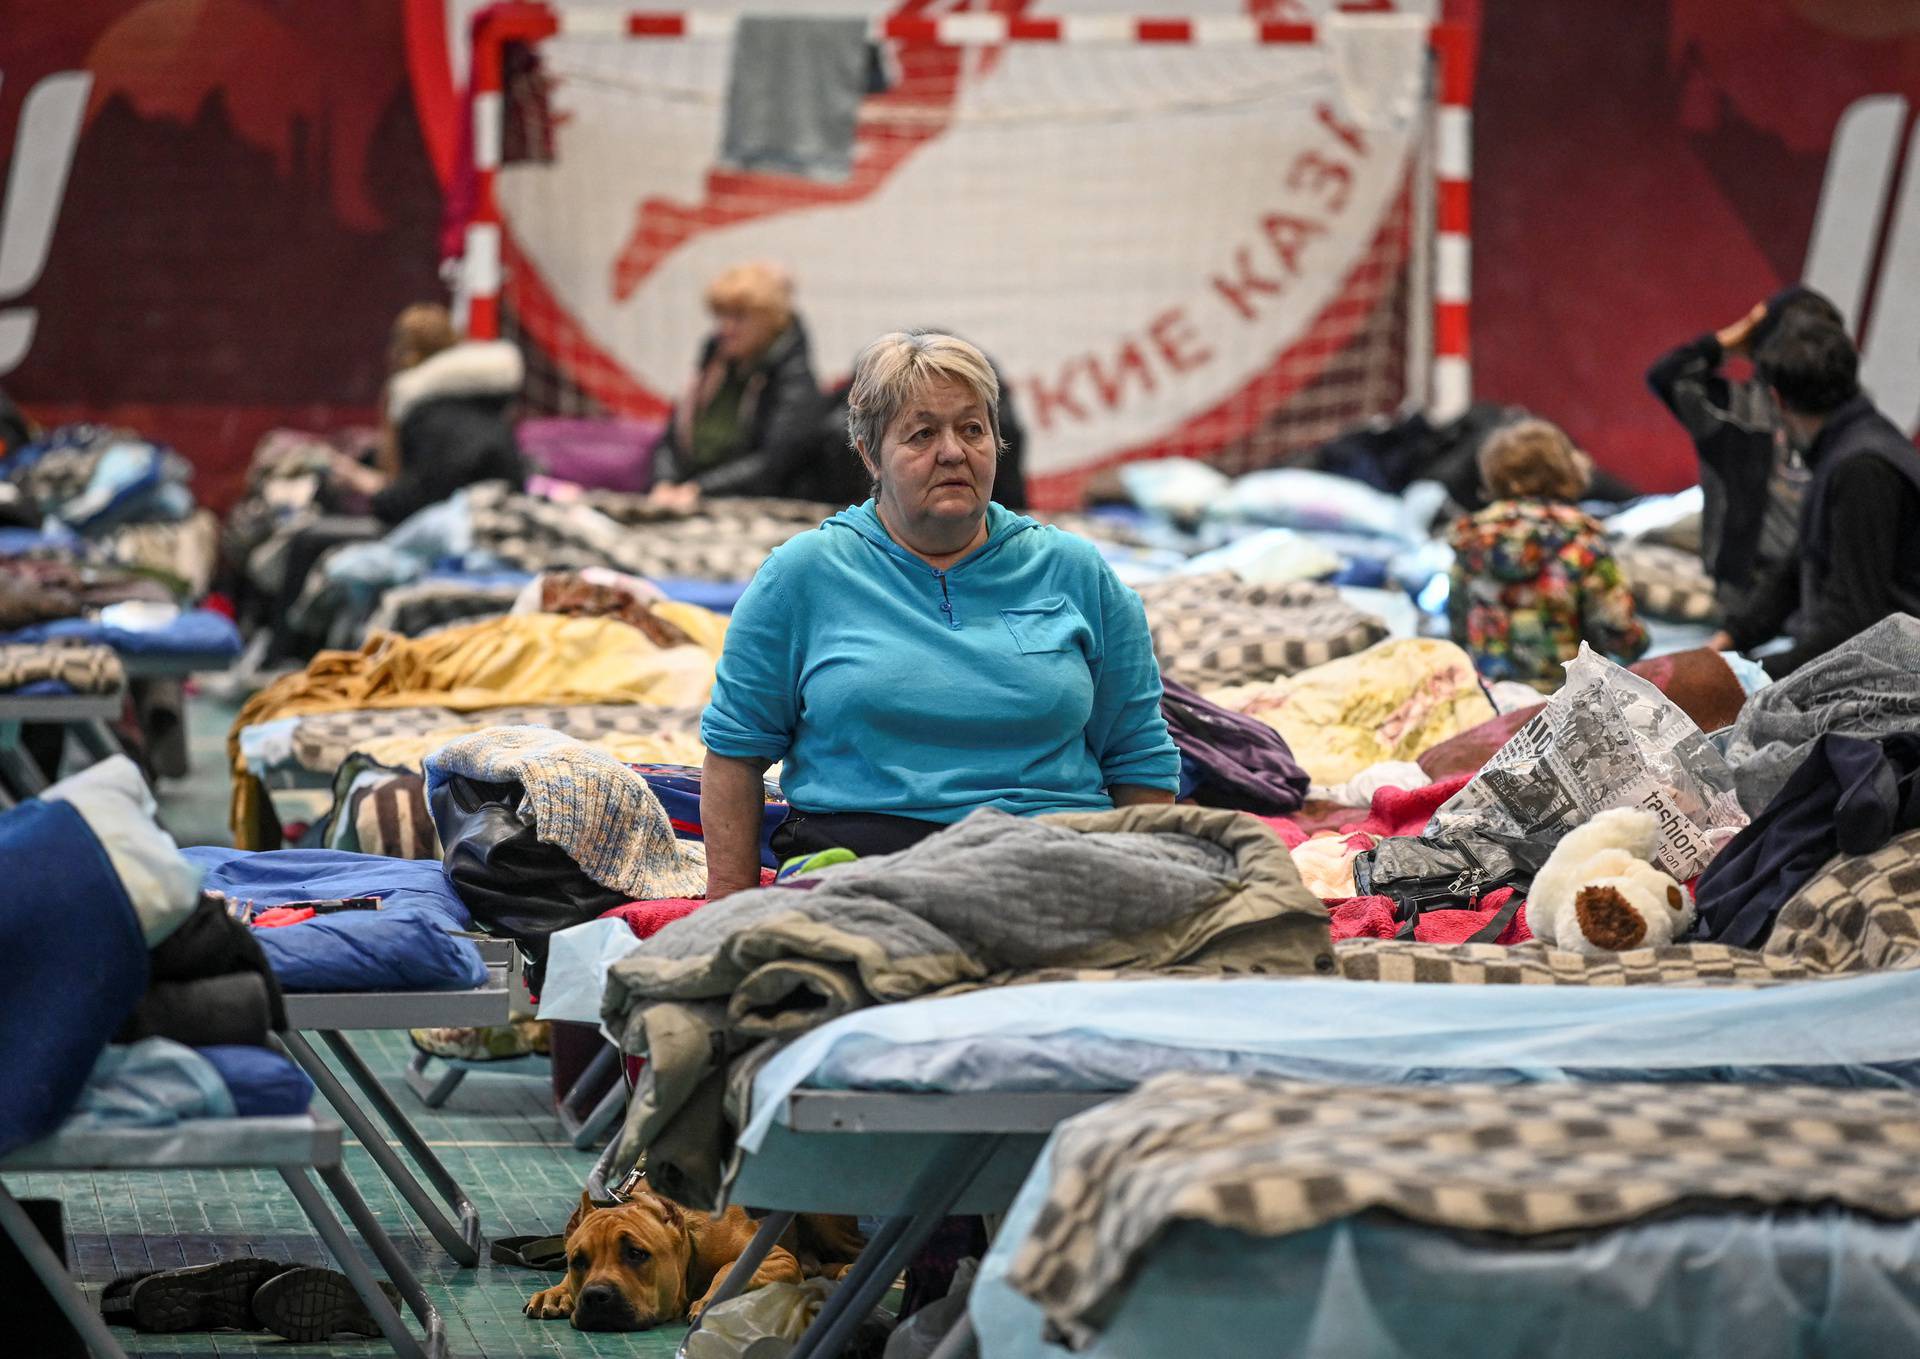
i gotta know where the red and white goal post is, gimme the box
[450,5,1476,507]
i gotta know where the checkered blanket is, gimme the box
[1012,1074,1920,1349]
[1763,827,1920,973]
[363,578,521,638]
[1137,573,1388,689]
[1337,828,1920,986]
[0,643,124,695]
[1335,938,1821,985]
[287,701,706,777]
[1613,540,1720,624]
[467,483,829,583]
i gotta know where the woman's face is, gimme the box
[865,377,997,531]
[711,305,783,364]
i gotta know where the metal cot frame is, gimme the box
[275,939,520,1267]
[651,1088,1114,1359]
[0,690,124,803]
[0,1115,447,1359]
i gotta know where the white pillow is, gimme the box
[43,756,201,945]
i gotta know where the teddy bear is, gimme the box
[1526,808,1696,953]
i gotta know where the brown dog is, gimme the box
[525,1187,864,1332]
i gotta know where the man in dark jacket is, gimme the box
[647,262,824,506]
[1716,317,1920,678]
[1645,286,1842,617]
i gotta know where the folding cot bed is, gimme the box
[0,688,123,803]
[278,972,511,1268]
[189,846,518,1267]
[0,1114,446,1359]
[667,964,1920,1359]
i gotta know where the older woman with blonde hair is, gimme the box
[647,261,822,510]
[698,330,1179,895]
[1447,418,1648,689]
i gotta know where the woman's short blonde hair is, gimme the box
[1477,418,1593,502]
[846,331,1003,467]
[705,261,793,324]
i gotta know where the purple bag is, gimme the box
[1161,677,1310,814]
[517,417,664,493]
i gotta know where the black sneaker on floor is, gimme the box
[125,1259,289,1332]
[250,1265,400,1341]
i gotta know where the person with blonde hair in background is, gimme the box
[646,261,823,510]
[697,330,1179,896]
[1447,418,1648,690]
[325,301,525,526]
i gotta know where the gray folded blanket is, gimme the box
[602,804,1332,1207]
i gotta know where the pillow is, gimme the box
[43,756,200,944]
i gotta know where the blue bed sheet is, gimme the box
[183,848,486,993]
[740,974,1920,1157]
[0,607,241,658]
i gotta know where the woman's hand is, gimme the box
[1704,630,1735,652]
[647,481,701,514]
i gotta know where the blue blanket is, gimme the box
[183,848,487,993]
[0,607,241,658]
[0,799,148,1156]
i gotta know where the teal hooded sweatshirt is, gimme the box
[701,500,1179,821]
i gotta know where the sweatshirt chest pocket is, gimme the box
[999,597,1092,658]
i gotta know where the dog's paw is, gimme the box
[687,1295,709,1323]
[524,1285,575,1321]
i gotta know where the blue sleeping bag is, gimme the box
[183,848,487,993]
[0,799,148,1156]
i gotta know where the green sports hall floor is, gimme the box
[10,695,687,1357]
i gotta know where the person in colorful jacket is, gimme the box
[1447,419,1648,689]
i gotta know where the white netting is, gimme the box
[480,6,1437,504]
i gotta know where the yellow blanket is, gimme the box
[228,607,725,846]
[1207,638,1495,787]
[354,724,708,776]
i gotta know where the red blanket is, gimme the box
[1329,888,1532,945]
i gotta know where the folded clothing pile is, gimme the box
[602,803,1329,1207]
[0,758,308,1160]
